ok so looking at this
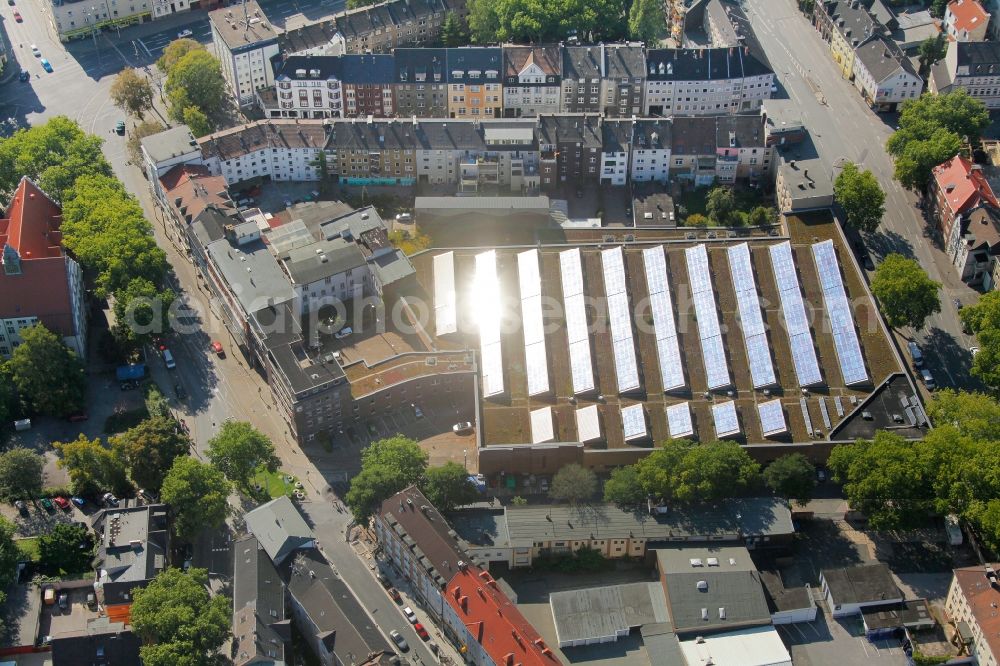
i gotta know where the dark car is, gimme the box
[67,412,89,422]
[15,500,28,516]
[18,70,29,82]
[71,496,86,508]
[388,588,401,603]
[174,383,186,400]
[366,422,378,436]
[376,572,391,589]
[40,498,54,512]
[115,121,126,135]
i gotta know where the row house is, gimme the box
[343,55,397,118]
[561,46,604,114]
[714,114,773,185]
[332,0,466,55]
[815,0,886,81]
[944,0,990,41]
[537,115,603,191]
[52,0,155,41]
[644,47,775,116]
[266,55,345,119]
[930,154,999,245]
[851,36,922,111]
[947,207,1000,287]
[930,40,1000,109]
[329,117,420,185]
[395,48,449,117]
[946,566,1000,666]
[670,116,724,186]
[559,44,647,117]
[631,119,672,183]
[600,120,632,186]
[446,47,503,118]
[198,120,331,185]
[503,46,562,117]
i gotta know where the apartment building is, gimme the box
[159,165,232,238]
[775,156,835,213]
[946,207,1000,287]
[446,47,503,118]
[140,125,203,201]
[537,114,602,191]
[814,0,885,80]
[503,46,562,117]
[198,119,331,184]
[394,48,449,117]
[331,0,466,54]
[232,536,288,666]
[266,55,345,119]
[601,44,646,117]
[929,154,999,243]
[669,115,721,185]
[210,1,280,108]
[343,55,397,117]
[948,566,1000,666]
[329,118,419,185]
[0,178,87,359]
[944,0,990,41]
[643,47,775,116]
[852,36,922,111]
[630,119,671,183]
[600,120,632,186]
[930,40,1000,109]
[561,47,605,114]
[51,0,152,41]
[714,113,773,185]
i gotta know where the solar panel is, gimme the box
[712,400,740,438]
[769,242,822,387]
[686,245,731,389]
[727,243,775,388]
[576,404,602,443]
[811,240,868,385]
[433,251,457,336]
[561,249,595,394]
[621,404,647,441]
[476,251,504,397]
[530,406,554,444]
[758,399,787,437]
[800,397,814,434]
[518,250,549,396]
[603,247,641,393]
[666,402,694,438]
[819,396,832,430]
[643,247,685,391]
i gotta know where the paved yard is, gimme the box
[776,610,907,666]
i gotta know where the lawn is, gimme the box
[16,537,39,562]
[250,468,299,499]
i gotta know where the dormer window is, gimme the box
[469,70,481,79]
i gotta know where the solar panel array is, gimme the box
[769,242,823,387]
[560,248,596,394]
[685,245,732,389]
[642,247,685,391]
[576,405,602,443]
[530,406,554,444]
[602,247,641,393]
[518,250,550,396]
[758,399,787,437]
[666,402,694,438]
[812,240,868,386]
[433,252,457,336]
[475,251,505,397]
[621,404,647,441]
[712,400,741,438]
[727,243,776,388]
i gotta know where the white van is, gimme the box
[163,349,176,370]
[906,341,923,368]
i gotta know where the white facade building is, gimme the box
[853,37,923,112]
[51,0,152,41]
[198,120,330,185]
[210,2,280,108]
[643,48,774,117]
[630,120,671,183]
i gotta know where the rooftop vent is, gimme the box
[697,581,708,591]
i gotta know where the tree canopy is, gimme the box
[165,49,227,131]
[549,463,598,504]
[466,0,627,44]
[628,0,665,43]
[111,416,190,492]
[917,34,947,77]
[112,278,176,348]
[421,462,480,512]
[622,439,763,503]
[130,567,231,666]
[39,523,93,575]
[0,116,111,202]
[160,457,231,541]
[8,324,86,417]
[206,420,277,490]
[440,12,471,46]
[834,162,885,232]
[157,38,202,74]
[763,454,816,505]
[55,434,130,497]
[870,253,941,330]
[346,436,428,522]
[0,518,19,606]
[603,465,646,507]
[705,187,736,226]
[0,447,44,501]
[961,291,1000,389]
[110,68,154,119]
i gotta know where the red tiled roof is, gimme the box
[160,167,232,225]
[932,155,999,217]
[159,163,211,191]
[0,177,65,260]
[947,0,989,34]
[953,566,1000,658]
[445,565,560,666]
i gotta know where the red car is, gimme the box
[414,623,429,641]
[53,496,70,511]
[211,341,225,358]
[13,9,22,20]
[388,588,401,603]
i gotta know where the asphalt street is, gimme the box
[743,0,983,391]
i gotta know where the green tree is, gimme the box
[181,106,212,138]
[346,0,378,7]
[891,129,964,190]
[763,454,816,504]
[466,0,501,43]
[206,420,277,490]
[465,0,626,44]
[39,523,92,574]
[130,567,231,666]
[346,436,428,522]
[705,187,736,225]
[157,38,203,74]
[747,206,778,227]
[917,34,947,77]
[111,416,190,493]
[166,51,227,126]
[603,465,645,507]
[961,292,1000,389]
[0,447,44,501]
[55,434,129,497]
[126,118,166,165]
[684,213,712,227]
[828,431,936,528]
[160,457,231,541]
[421,462,479,512]
[926,389,1000,442]
[0,116,111,202]
[0,363,14,437]
[969,499,1000,553]
[628,0,665,43]
[549,463,598,504]
[0,518,19,605]
[635,439,761,502]
[112,278,176,348]
[8,324,85,417]
[440,11,471,46]
[833,162,885,232]
[110,68,154,119]
[930,0,947,16]
[870,253,941,330]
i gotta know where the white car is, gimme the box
[402,606,417,623]
[30,44,40,56]
[177,29,193,38]
[334,326,353,340]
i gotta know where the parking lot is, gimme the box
[37,584,101,643]
[776,611,908,666]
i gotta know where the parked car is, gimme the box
[40,498,54,511]
[174,383,186,400]
[452,421,473,434]
[211,341,225,358]
[67,412,89,422]
[53,496,70,511]
[177,28,193,38]
[71,496,86,508]
[954,298,964,311]
[388,588,401,603]
[40,59,52,72]
[920,368,937,390]
[390,631,409,652]
[906,341,923,368]
[414,623,429,640]
[411,403,423,419]
[334,326,353,340]
[30,44,39,56]
[366,422,378,436]
[402,606,417,623]
[18,70,30,82]
[162,348,176,369]
[376,572,391,589]
[86,592,97,610]
[57,593,68,610]
[115,120,125,135]
[102,492,119,507]
[13,10,22,21]
[15,500,28,516]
